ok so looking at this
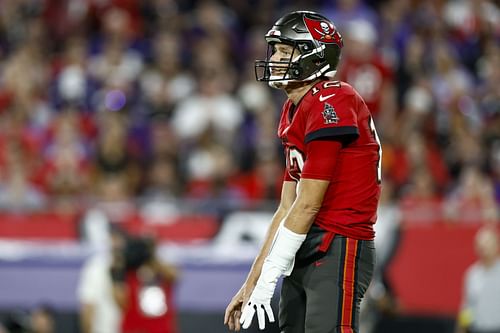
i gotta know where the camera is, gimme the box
[124,236,154,271]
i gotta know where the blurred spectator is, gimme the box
[444,165,499,224]
[141,156,180,200]
[0,157,46,212]
[87,7,143,116]
[489,140,500,206]
[431,43,479,139]
[52,36,93,109]
[41,0,89,44]
[443,0,499,71]
[0,305,55,333]
[111,236,179,333]
[377,0,412,68]
[138,31,195,120]
[237,80,281,163]
[93,111,139,185]
[92,173,136,225]
[1,311,27,333]
[399,167,443,223]
[139,156,180,223]
[447,130,485,177]
[38,110,91,206]
[0,138,46,211]
[251,154,283,202]
[146,117,180,160]
[337,18,397,137]
[476,38,499,120]
[388,130,450,193]
[88,7,143,89]
[457,226,500,333]
[77,225,127,333]
[171,63,242,145]
[183,137,250,216]
[321,0,378,31]
[396,34,430,107]
[187,1,239,65]
[360,181,401,332]
[28,305,55,333]
[2,42,53,131]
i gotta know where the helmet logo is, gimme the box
[303,16,343,47]
[320,22,330,34]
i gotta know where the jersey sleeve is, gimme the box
[301,139,342,180]
[304,93,359,144]
[283,167,295,182]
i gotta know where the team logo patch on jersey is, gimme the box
[322,103,339,124]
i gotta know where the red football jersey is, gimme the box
[278,80,381,240]
[121,272,177,333]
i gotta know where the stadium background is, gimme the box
[0,0,498,332]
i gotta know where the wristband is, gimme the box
[266,224,306,276]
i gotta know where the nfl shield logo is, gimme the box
[322,103,339,124]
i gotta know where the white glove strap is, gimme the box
[267,224,306,276]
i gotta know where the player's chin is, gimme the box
[268,78,290,89]
[286,80,309,89]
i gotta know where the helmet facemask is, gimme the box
[255,39,338,89]
[255,42,304,88]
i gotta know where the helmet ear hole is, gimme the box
[297,42,312,54]
[291,67,301,79]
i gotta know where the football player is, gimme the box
[224,11,381,333]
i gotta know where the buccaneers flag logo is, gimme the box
[303,16,343,47]
[322,103,339,124]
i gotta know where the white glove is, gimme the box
[240,225,306,330]
[240,260,279,330]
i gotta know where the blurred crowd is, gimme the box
[0,0,498,223]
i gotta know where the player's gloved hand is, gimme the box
[240,225,306,330]
[240,260,279,330]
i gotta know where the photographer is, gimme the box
[110,235,179,333]
[78,225,126,333]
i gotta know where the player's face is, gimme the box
[269,43,297,76]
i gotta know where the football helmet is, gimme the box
[255,11,343,87]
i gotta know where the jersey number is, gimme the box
[369,116,382,183]
[286,147,304,181]
[311,81,341,95]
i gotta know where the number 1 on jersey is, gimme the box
[369,116,382,183]
[286,147,305,181]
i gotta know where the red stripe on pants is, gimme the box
[340,238,358,332]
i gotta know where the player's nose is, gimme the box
[270,51,281,62]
